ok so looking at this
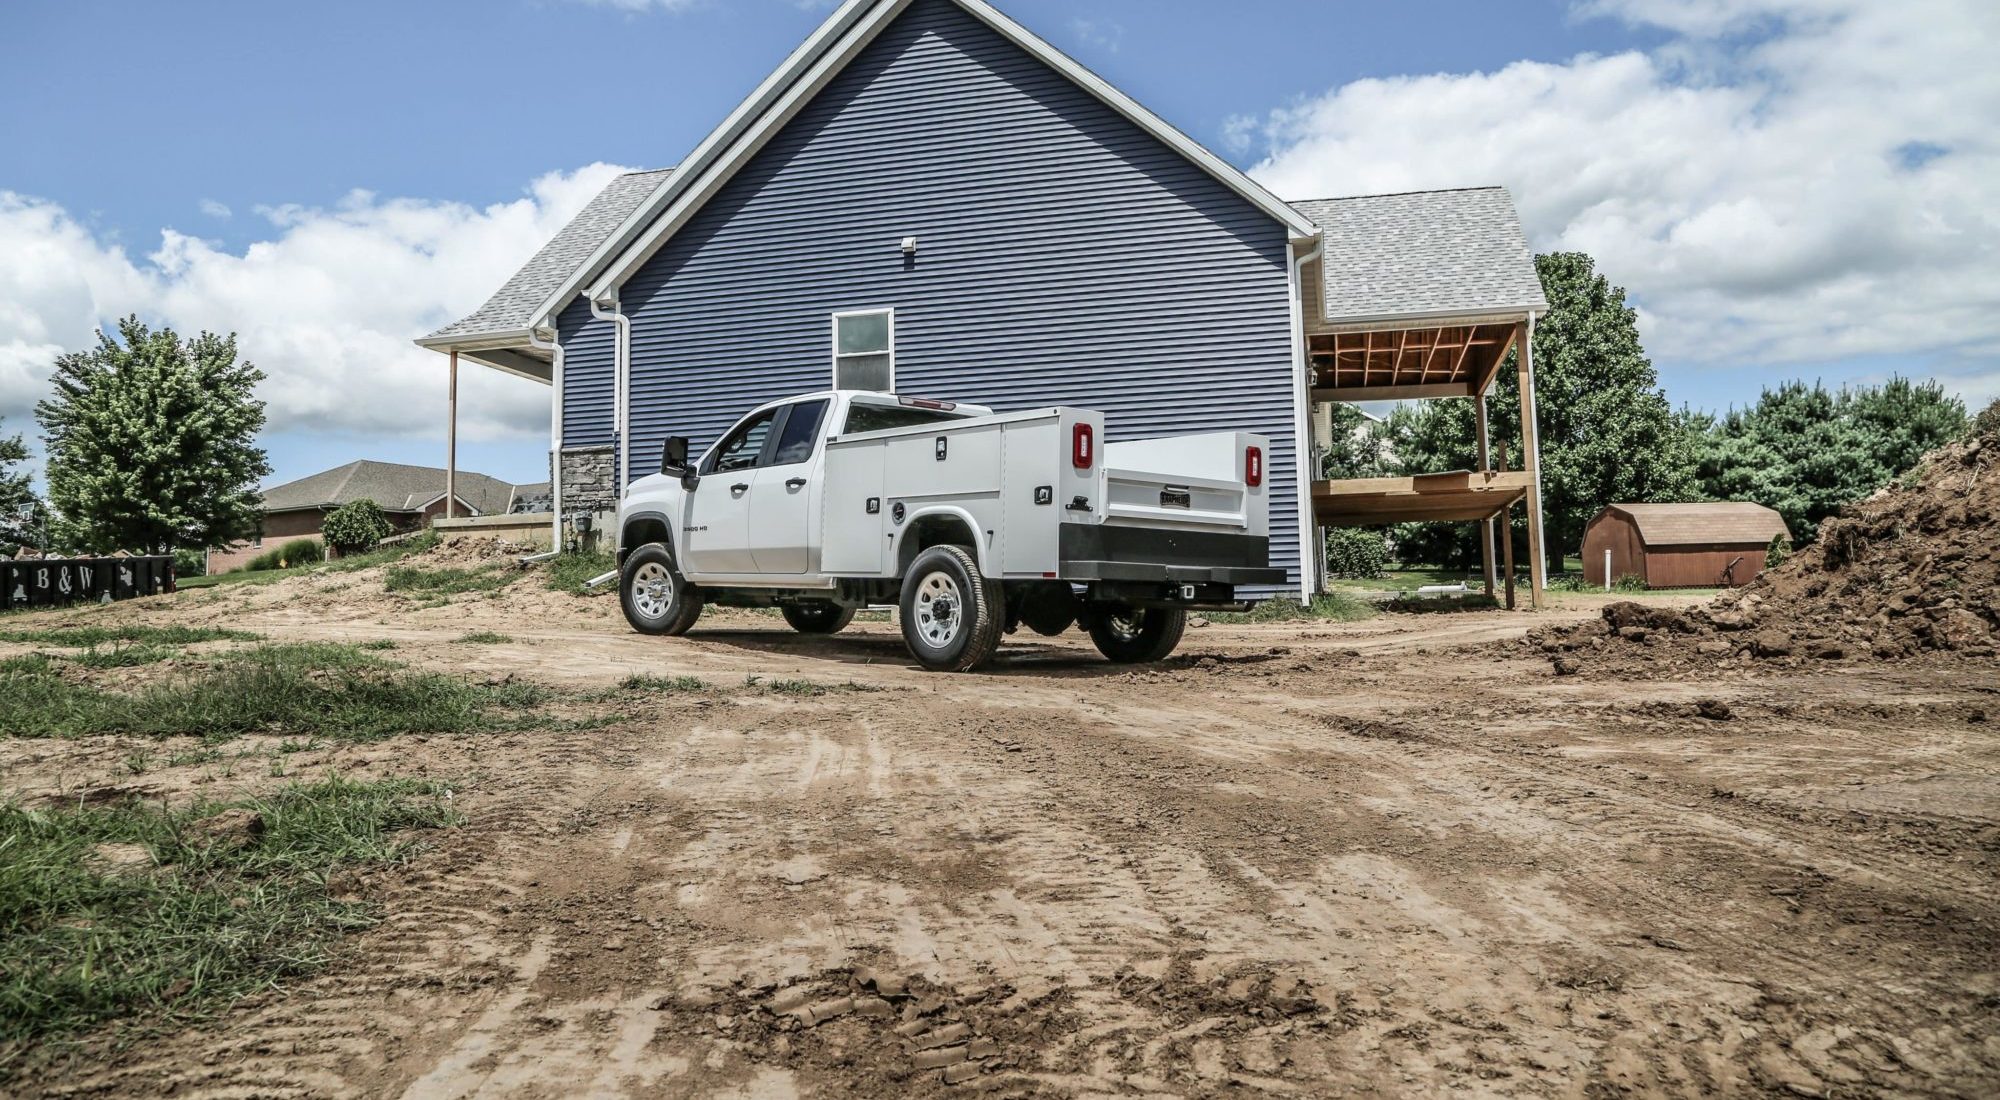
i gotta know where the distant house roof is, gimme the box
[260,461,518,517]
[1599,503,1792,548]
[507,482,552,514]
[421,168,676,345]
[1290,187,1548,324]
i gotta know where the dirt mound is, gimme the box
[1530,422,1999,676]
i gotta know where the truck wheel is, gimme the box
[1088,605,1186,663]
[782,601,855,635]
[621,544,703,636]
[899,545,1003,672]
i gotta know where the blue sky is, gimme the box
[2,0,1993,489]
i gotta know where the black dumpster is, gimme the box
[3,555,174,611]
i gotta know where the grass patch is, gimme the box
[384,564,515,598]
[747,675,882,697]
[241,538,325,573]
[546,551,616,597]
[455,632,512,645]
[165,748,223,767]
[357,639,398,651]
[0,643,550,743]
[1209,593,1375,624]
[0,625,257,648]
[67,644,179,669]
[619,674,708,694]
[0,775,456,1059]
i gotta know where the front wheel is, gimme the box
[782,600,855,635]
[1088,605,1186,664]
[620,544,703,636]
[898,545,1004,672]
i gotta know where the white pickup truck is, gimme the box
[614,390,1284,671]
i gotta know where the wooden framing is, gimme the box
[1306,323,1515,400]
[1311,471,1531,527]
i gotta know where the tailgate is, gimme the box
[1101,432,1268,537]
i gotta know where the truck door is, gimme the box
[681,407,776,575]
[748,399,828,573]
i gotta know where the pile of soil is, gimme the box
[1530,419,1999,676]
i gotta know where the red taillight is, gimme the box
[1245,445,1263,487]
[1072,423,1095,469]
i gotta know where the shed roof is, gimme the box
[261,461,517,517]
[422,168,675,344]
[1601,502,1791,548]
[1290,187,1547,324]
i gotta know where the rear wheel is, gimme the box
[620,544,703,636]
[782,600,855,635]
[1088,605,1186,663]
[898,545,1004,672]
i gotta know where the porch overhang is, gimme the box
[413,331,554,385]
[1307,310,1529,403]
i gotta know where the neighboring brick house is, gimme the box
[206,460,538,573]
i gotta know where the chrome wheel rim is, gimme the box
[1105,611,1145,641]
[632,561,675,620]
[913,571,962,648]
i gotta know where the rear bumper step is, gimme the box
[1060,561,1286,585]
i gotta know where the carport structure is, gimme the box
[1291,188,1551,607]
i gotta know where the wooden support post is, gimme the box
[1475,392,1497,598]
[1503,500,1517,610]
[1516,320,1547,609]
[446,349,458,521]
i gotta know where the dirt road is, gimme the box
[12,566,1998,1098]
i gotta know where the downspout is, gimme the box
[1286,236,1325,602]
[528,324,561,551]
[588,297,632,547]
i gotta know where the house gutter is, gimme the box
[1287,236,1325,601]
[527,325,562,550]
[588,298,632,516]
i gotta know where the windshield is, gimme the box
[842,402,964,435]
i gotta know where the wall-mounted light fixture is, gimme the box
[900,236,919,255]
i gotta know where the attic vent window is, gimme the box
[832,308,894,392]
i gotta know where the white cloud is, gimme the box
[198,198,231,219]
[1067,16,1125,55]
[0,164,634,444]
[1237,0,2000,403]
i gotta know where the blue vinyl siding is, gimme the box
[557,297,616,449]
[615,0,1302,587]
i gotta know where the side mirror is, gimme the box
[660,436,690,475]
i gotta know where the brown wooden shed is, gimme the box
[1582,503,1791,589]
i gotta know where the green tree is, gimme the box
[1690,377,1963,542]
[321,499,393,556]
[1380,252,1695,570]
[0,417,40,554]
[36,318,270,555]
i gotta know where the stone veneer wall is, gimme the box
[558,446,617,515]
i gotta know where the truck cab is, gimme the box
[615,390,1283,671]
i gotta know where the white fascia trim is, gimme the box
[414,329,535,352]
[585,0,909,303]
[951,0,1318,240]
[525,0,884,328]
[1286,237,1324,602]
[1316,305,1545,332]
[579,0,1316,306]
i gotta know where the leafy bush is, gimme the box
[1613,573,1649,592]
[1765,534,1791,571]
[321,499,393,557]
[1974,398,2000,440]
[1324,528,1388,579]
[172,547,207,578]
[242,538,323,572]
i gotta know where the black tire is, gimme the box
[1088,605,1187,663]
[898,545,1004,672]
[782,600,855,635]
[620,543,703,636]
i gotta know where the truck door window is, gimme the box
[705,409,778,474]
[769,400,829,466]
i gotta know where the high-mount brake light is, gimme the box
[1245,445,1264,488]
[898,397,956,411]
[1072,423,1095,470]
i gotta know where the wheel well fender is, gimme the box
[619,512,674,564]
[894,507,987,578]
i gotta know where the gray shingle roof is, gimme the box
[424,168,674,343]
[1290,187,1547,323]
[261,461,518,517]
